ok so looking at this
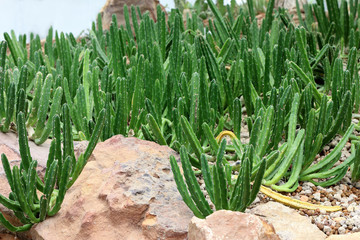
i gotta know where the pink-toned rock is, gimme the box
[31,135,193,240]
[188,210,280,240]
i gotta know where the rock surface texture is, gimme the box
[31,135,193,240]
[326,233,360,240]
[188,210,280,240]
[250,201,327,240]
[100,0,161,30]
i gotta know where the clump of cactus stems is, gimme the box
[296,0,359,48]
[0,106,105,232]
[170,140,266,218]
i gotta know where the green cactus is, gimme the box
[0,107,105,232]
[170,140,266,218]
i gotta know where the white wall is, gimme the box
[0,0,107,40]
[0,0,241,41]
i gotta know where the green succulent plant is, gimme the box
[0,106,105,232]
[297,0,359,47]
[170,140,266,218]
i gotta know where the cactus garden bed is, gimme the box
[1,0,360,238]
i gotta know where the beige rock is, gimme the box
[188,210,280,240]
[275,0,307,9]
[0,131,51,171]
[250,201,327,240]
[100,0,162,30]
[31,135,193,240]
[326,233,360,240]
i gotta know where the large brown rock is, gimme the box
[188,210,280,240]
[100,0,162,30]
[31,135,193,240]
[250,202,327,240]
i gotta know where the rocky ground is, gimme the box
[252,178,360,236]
[263,119,360,237]
[251,119,360,237]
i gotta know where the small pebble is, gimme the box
[320,209,327,214]
[334,193,342,201]
[333,217,346,223]
[323,225,332,233]
[317,223,324,230]
[304,189,312,194]
[338,226,346,234]
[330,140,338,147]
[314,192,321,201]
[300,195,309,202]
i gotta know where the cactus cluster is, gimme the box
[170,140,266,218]
[296,0,359,47]
[0,0,360,228]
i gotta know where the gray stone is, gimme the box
[323,226,331,233]
[313,192,321,201]
[334,193,342,201]
[338,227,346,234]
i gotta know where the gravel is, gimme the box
[256,119,360,236]
[263,129,360,236]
